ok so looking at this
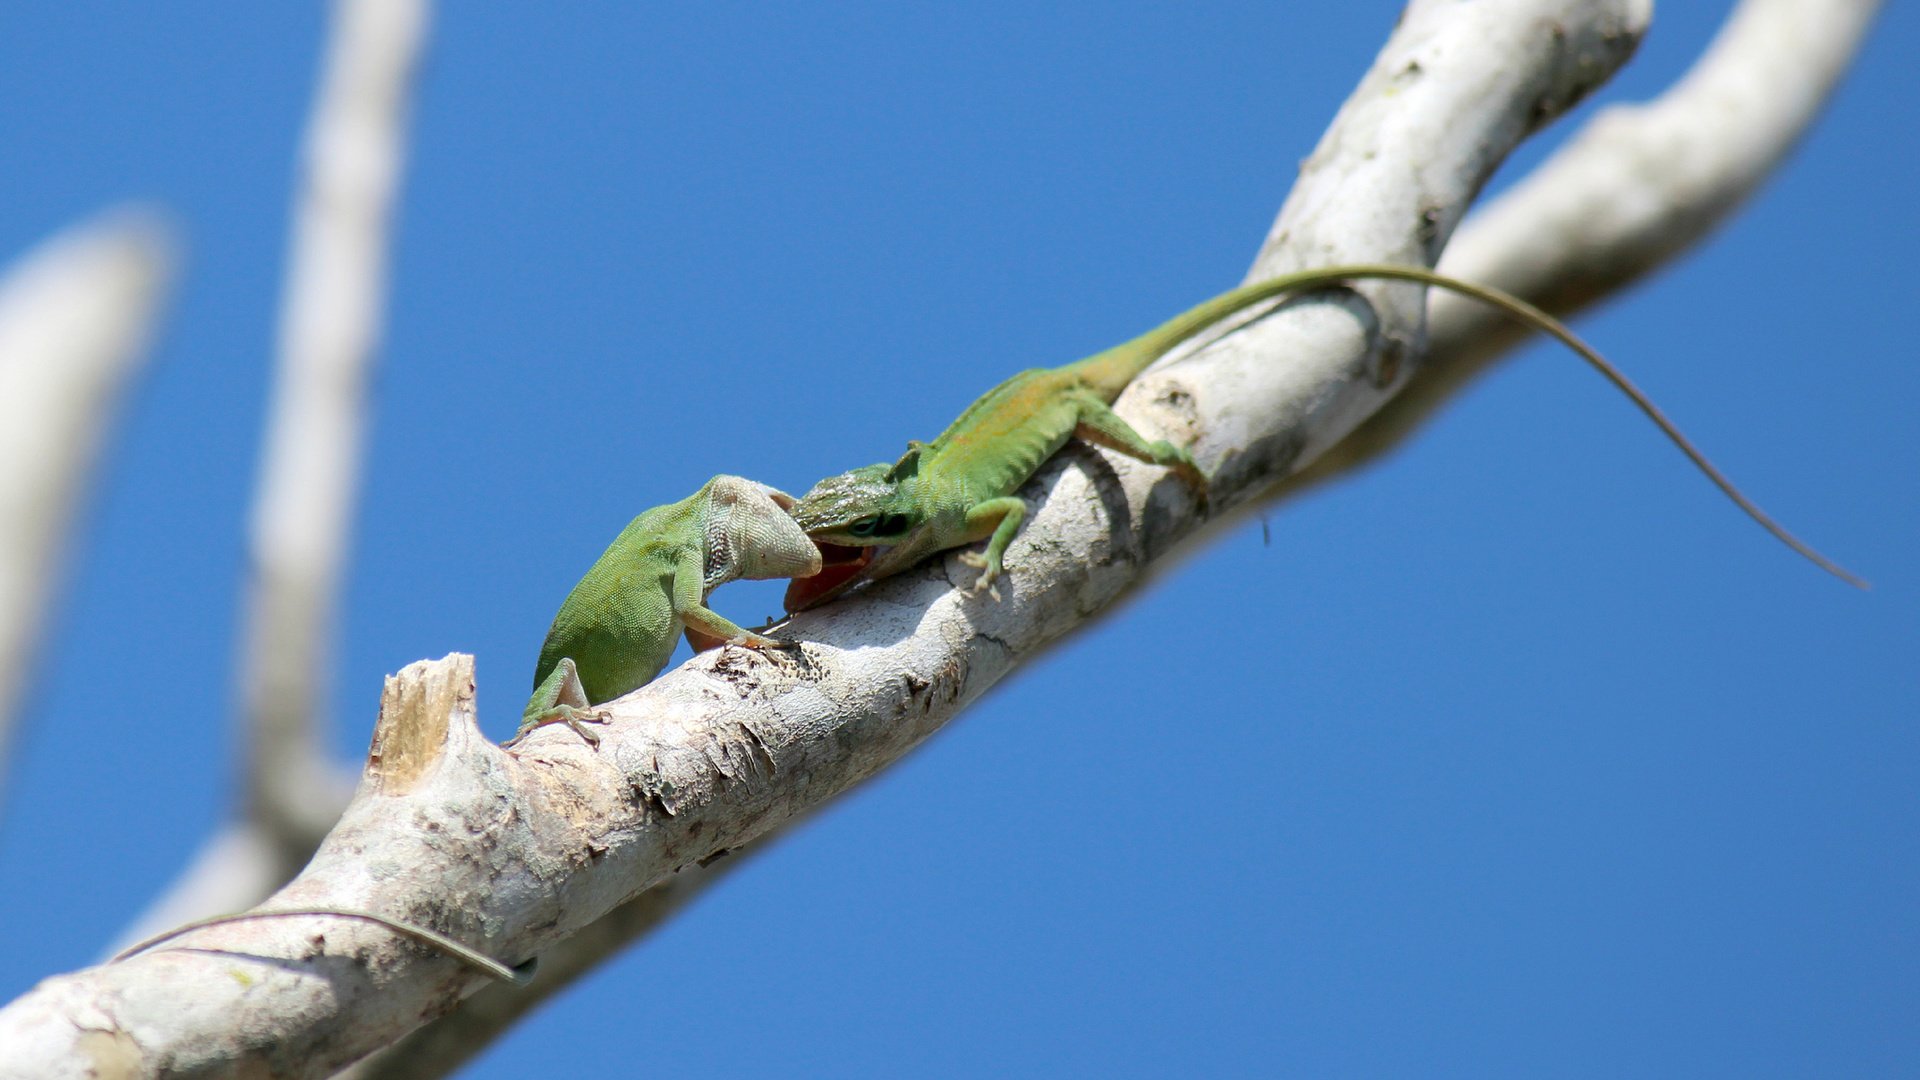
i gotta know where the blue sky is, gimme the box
[1,4,1915,1076]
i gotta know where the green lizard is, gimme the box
[109,479,824,977]
[515,474,821,747]
[784,263,1862,610]
[109,482,822,979]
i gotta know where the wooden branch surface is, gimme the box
[1291,0,1884,491]
[362,3,1891,1071]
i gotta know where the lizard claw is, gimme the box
[565,710,613,748]
[956,549,1006,598]
[741,633,800,666]
[963,566,1003,601]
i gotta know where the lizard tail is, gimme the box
[1077,263,1867,589]
[1067,270,1359,398]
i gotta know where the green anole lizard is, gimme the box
[515,474,821,747]
[111,481,822,980]
[107,478,822,984]
[785,263,1863,610]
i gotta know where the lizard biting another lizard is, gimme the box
[784,263,1863,611]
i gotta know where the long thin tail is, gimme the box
[1081,262,1866,589]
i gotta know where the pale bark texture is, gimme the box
[0,0,1884,1076]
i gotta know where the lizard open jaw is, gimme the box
[783,540,876,611]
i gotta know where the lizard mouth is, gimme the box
[784,541,875,611]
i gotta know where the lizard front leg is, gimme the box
[511,657,613,748]
[956,496,1026,599]
[673,550,785,653]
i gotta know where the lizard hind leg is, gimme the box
[1071,398,1209,496]
[511,657,613,749]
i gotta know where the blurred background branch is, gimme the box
[0,209,176,814]
[115,0,431,948]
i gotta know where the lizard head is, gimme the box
[788,462,920,546]
[783,455,931,610]
[701,475,824,589]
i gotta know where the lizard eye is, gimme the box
[847,514,910,539]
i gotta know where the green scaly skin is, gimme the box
[515,474,822,747]
[785,263,1863,611]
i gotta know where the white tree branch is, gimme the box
[370,3,1895,1068]
[0,209,175,810]
[299,3,1885,1071]
[0,3,1652,1074]
[1289,0,1883,491]
[344,845,758,1080]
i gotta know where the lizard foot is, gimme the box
[508,705,613,750]
[956,553,1004,601]
[731,633,806,673]
[563,710,613,748]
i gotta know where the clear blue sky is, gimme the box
[2,4,1914,1076]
